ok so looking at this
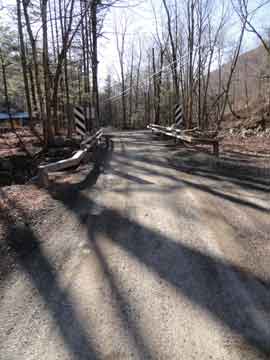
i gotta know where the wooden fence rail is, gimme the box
[147,124,219,156]
[38,129,103,187]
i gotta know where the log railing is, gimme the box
[38,129,104,187]
[147,124,220,156]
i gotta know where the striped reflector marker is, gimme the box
[74,106,86,137]
[174,104,183,127]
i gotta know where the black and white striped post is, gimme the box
[174,104,183,127]
[74,106,87,138]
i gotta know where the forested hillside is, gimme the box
[210,45,270,127]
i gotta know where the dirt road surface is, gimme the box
[1,131,270,360]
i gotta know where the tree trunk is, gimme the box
[135,42,142,113]
[162,0,179,102]
[42,0,54,145]
[1,63,13,129]
[22,0,47,146]
[156,48,164,125]
[219,19,247,127]
[128,43,134,128]
[91,0,100,126]
[187,0,195,129]
[17,0,32,125]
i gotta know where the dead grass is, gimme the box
[221,135,270,157]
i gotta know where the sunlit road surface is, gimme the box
[1,131,270,360]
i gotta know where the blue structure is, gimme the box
[0,112,29,126]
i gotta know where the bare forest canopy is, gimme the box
[0,0,270,147]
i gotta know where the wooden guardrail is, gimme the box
[147,124,220,156]
[149,124,177,138]
[38,129,103,187]
[80,128,103,149]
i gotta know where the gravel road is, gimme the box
[1,130,270,360]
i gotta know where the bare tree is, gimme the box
[128,40,134,127]
[234,0,270,54]
[115,16,128,128]
[134,38,142,113]
[162,0,179,102]
[16,0,32,125]
[218,16,247,127]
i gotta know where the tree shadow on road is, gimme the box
[114,131,269,189]
[0,192,100,360]
[87,221,156,360]
[85,202,270,358]
[112,153,269,213]
[3,133,269,358]
[42,139,157,359]
[41,135,270,358]
[49,176,270,358]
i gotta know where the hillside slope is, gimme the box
[210,45,270,132]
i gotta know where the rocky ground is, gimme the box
[0,127,80,186]
[221,127,270,156]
